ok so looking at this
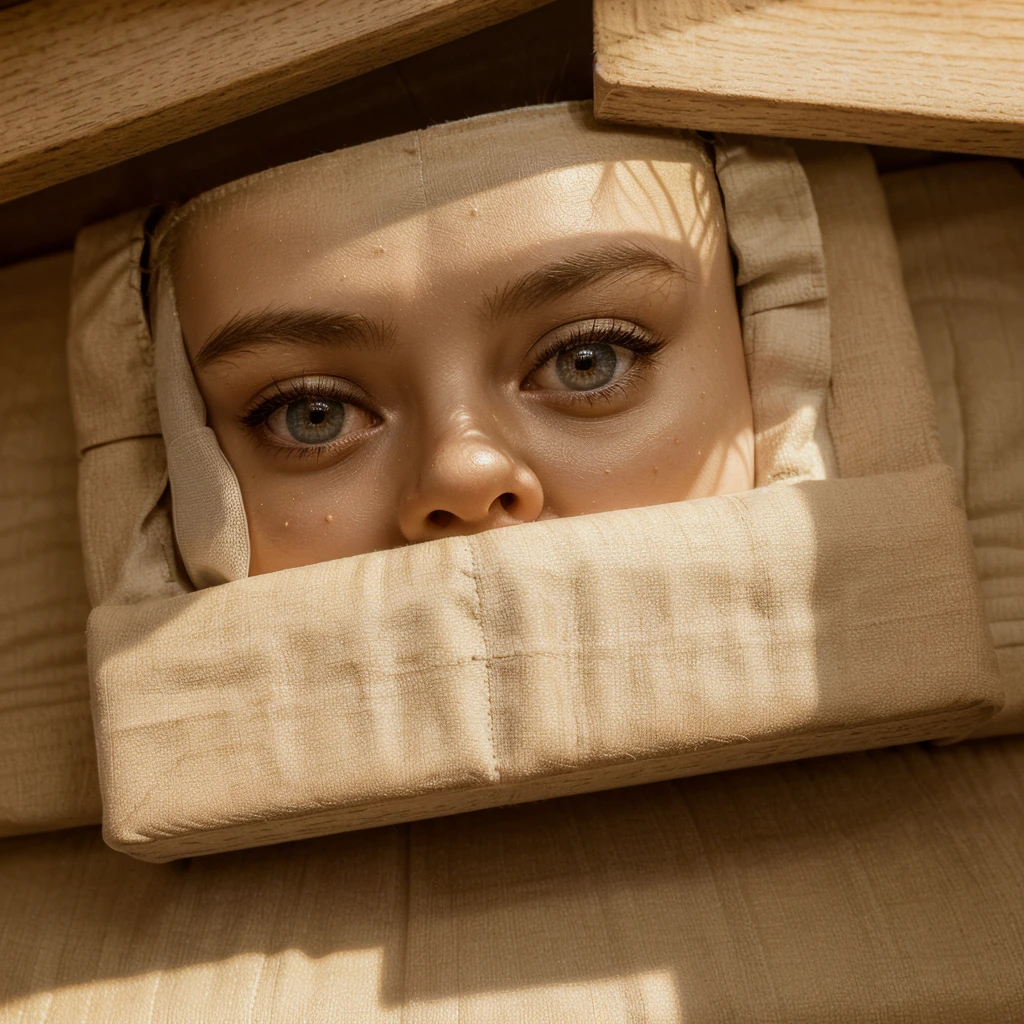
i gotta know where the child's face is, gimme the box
[172,158,753,575]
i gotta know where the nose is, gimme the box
[398,418,544,544]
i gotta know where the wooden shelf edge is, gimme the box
[593,72,1024,160]
[0,0,551,206]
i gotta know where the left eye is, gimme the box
[528,341,638,392]
[267,397,351,445]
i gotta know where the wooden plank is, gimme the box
[0,0,591,270]
[0,0,551,205]
[594,0,1024,158]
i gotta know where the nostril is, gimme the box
[498,492,516,512]
[427,509,454,528]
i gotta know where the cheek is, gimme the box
[534,339,753,514]
[531,412,711,516]
[228,455,403,575]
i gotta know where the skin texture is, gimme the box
[171,157,754,575]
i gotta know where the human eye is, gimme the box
[241,375,379,456]
[522,318,667,399]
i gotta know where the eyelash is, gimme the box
[240,376,376,460]
[241,376,359,429]
[527,319,667,403]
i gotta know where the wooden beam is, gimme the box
[0,0,551,204]
[0,0,592,269]
[594,0,1024,158]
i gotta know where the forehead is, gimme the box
[166,109,720,321]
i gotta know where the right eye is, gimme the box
[268,396,348,445]
[241,375,380,453]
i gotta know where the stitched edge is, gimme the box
[465,536,500,785]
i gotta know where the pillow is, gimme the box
[68,110,1000,860]
[883,159,1024,737]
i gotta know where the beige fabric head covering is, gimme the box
[151,102,834,588]
[153,282,249,588]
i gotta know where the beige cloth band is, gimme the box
[152,278,249,588]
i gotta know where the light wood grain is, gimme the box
[0,0,551,204]
[0,0,592,270]
[594,0,1024,157]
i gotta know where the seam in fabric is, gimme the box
[939,298,969,500]
[465,537,500,785]
[78,432,164,457]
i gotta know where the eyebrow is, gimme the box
[192,309,393,370]
[484,242,692,321]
